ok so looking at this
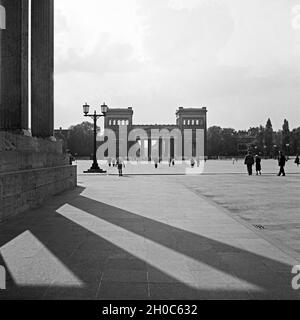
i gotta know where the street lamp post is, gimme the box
[83,102,108,173]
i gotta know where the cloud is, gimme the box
[138,0,234,66]
[55,36,141,75]
[54,0,300,131]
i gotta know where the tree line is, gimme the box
[58,119,300,158]
[207,119,300,158]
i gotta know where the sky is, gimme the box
[54,0,300,131]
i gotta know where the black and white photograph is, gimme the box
[0,0,300,310]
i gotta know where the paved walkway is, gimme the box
[0,172,300,299]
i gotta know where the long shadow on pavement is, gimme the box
[0,186,299,300]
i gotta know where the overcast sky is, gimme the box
[54,0,300,130]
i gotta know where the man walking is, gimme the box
[117,158,125,177]
[278,151,287,176]
[244,152,255,176]
[295,154,299,167]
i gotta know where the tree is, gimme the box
[221,128,238,156]
[282,119,290,154]
[264,118,274,157]
[291,127,300,155]
[67,122,98,157]
[207,127,238,157]
[248,126,264,154]
[207,126,223,157]
[273,130,282,153]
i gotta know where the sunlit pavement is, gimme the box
[0,160,300,300]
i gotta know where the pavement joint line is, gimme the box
[95,272,104,300]
[41,279,56,300]
[68,238,87,259]
[184,184,300,264]
[41,235,87,300]
[146,271,151,299]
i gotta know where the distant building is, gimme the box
[102,107,207,160]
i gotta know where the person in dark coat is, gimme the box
[244,152,255,176]
[116,158,124,177]
[69,154,75,165]
[255,154,262,175]
[278,151,287,176]
[295,155,300,167]
[190,158,195,168]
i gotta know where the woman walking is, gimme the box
[255,154,262,175]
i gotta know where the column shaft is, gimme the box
[31,0,54,138]
[159,138,162,162]
[148,138,151,162]
[0,0,28,131]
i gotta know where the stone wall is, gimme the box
[0,132,77,221]
[0,131,69,172]
[0,165,77,221]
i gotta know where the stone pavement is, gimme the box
[0,165,300,300]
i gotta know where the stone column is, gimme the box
[159,138,162,162]
[140,140,146,160]
[31,0,54,138]
[0,0,28,131]
[148,137,152,162]
[170,137,175,159]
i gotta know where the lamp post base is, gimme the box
[84,162,107,174]
[84,168,107,174]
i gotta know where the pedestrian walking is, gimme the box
[69,154,75,165]
[277,151,287,176]
[154,158,159,169]
[255,154,262,175]
[190,158,195,168]
[244,152,255,176]
[116,158,125,177]
[295,154,300,167]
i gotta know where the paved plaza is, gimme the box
[0,160,300,300]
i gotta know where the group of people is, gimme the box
[106,153,299,177]
[244,151,299,176]
[244,153,262,176]
[190,158,203,168]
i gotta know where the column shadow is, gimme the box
[0,186,299,300]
